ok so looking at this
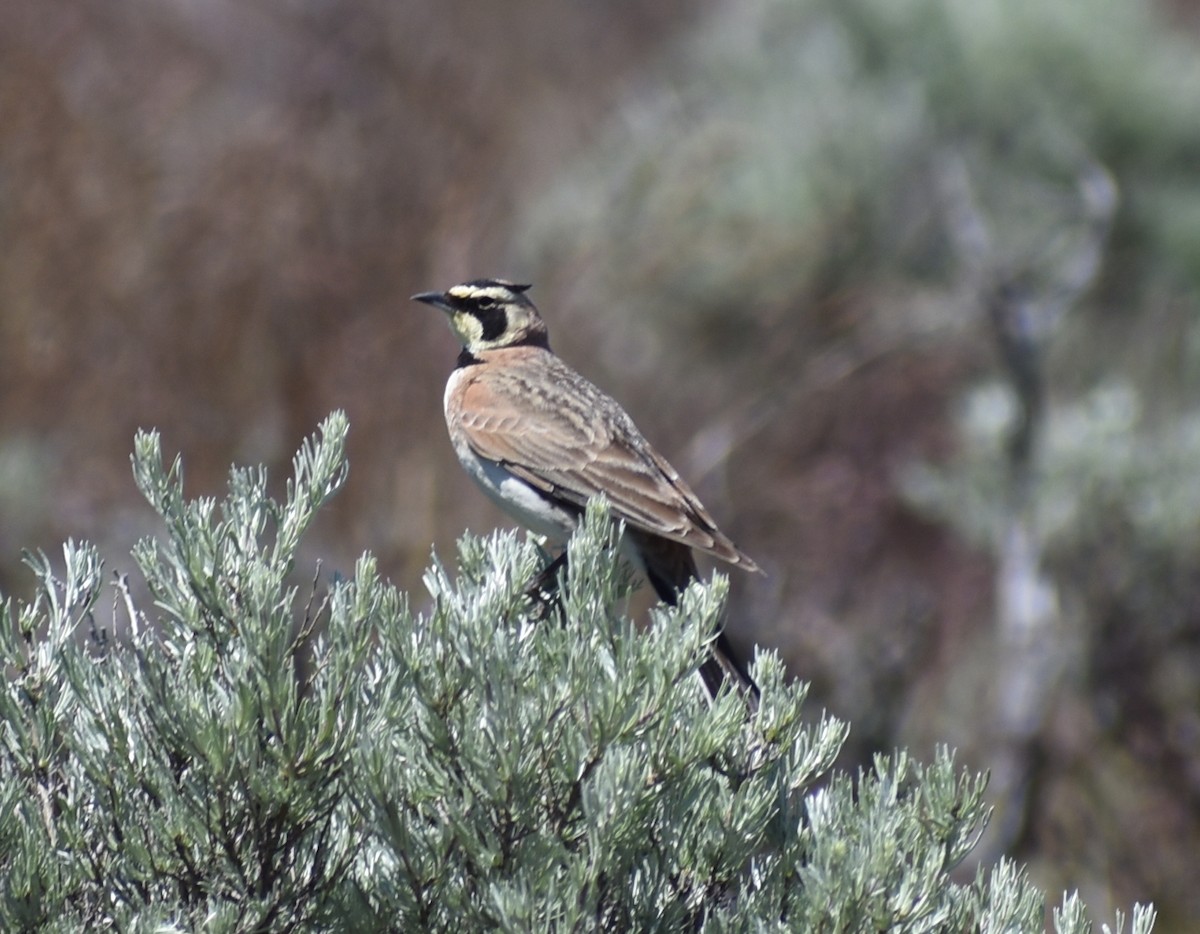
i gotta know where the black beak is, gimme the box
[411,290,453,312]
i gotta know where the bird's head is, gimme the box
[411,279,549,353]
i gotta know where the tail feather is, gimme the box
[699,631,760,711]
[633,530,759,711]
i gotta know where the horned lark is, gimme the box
[412,278,760,706]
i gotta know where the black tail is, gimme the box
[643,550,760,712]
[697,630,760,711]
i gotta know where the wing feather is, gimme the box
[454,350,759,571]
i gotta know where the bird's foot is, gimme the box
[523,550,569,622]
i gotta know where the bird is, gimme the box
[412,278,761,707]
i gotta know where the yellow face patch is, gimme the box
[448,309,486,346]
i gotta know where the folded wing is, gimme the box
[456,353,760,572]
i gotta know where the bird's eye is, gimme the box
[476,297,497,310]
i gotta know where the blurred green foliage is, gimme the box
[530,0,1200,312]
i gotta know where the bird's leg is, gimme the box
[523,549,569,622]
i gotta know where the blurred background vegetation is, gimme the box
[3,0,1200,927]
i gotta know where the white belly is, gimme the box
[451,440,655,583]
[442,366,644,566]
[453,441,579,542]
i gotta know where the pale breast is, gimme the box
[445,365,579,541]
